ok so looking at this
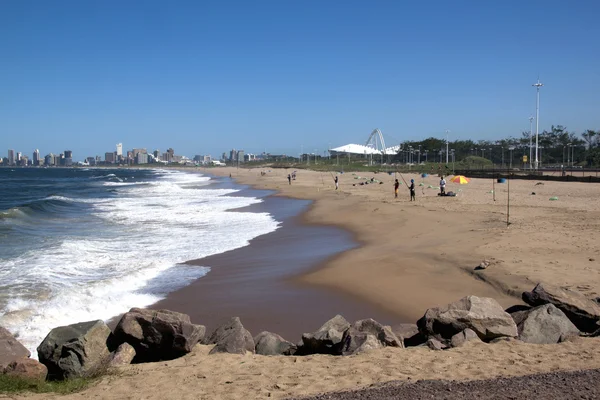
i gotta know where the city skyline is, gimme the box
[1,2,599,158]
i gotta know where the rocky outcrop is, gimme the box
[517,304,580,344]
[297,315,350,355]
[113,308,205,362]
[108,343,136,367]
[522,283,600,332]
[417,296,518,341]
[0,327,30,366]
[254,331,296,356]
[426,337,447,350]
[340,319,403,355]
[2,358,47,381]
[450,328,480,348]
[37,320,112,380]
[204,317,254,355]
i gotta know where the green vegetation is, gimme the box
[0,374,96,394]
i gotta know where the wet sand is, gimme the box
[152,181,398,341]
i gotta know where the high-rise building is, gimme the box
[64,150,73,166]
[20,156,29,166]
[136,152,148,164]
[153,149,160,159]
[229,149,237,162]
[16,152,22,162]
[86,157,96,166]
[45,153,55,166]
[237,150,245,163]
[33,149,40,166]
[105,152,115,163]
[116,143,123,157]
[221,152,227,162]
[8,149,15,166]
[53,154,61,166]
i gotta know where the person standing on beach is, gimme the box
[334,176,339,190]
[394,179,399,198]
[440,176,446,195]
[409,179,416,201]
[287,174,292,185]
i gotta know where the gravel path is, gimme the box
[291,369,600,400]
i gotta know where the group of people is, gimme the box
[394,176,446,201]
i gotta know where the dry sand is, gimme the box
[7,165,600,399]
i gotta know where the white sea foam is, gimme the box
[0,170,279,357]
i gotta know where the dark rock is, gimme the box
[297,315,350,355]
[254,331,296,356]
[417,296,518,341]
[517,304,579,344]
[108,342,136,367]
[37,320,111,380]
[450,328,480,348]
[522,283,600,332]
[113,308,205,362]
[0,327,30,366]
[392,323,426,347]
[506,305,533,327]
[340,319,403,355]
[2,358,47,381]
[205,317,254,355]
[426,337,446,350]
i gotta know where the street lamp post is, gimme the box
[567,143,571,167]
[489,148,493,164]
[451,149,455,173]
[501,147,504,168]
[529,116,534,169]
[533,79,544,169]
[509,147,514,169]
[572,144,575,167]
[424,150,428,163]
[445,130,450,164]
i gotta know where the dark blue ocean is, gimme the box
[0,168,278,356]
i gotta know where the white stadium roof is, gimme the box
[329,144,400,155]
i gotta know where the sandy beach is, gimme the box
[7,165,600,400]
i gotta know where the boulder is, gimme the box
[37,320,112,380]
[2,358,47,381]
[0,327,30,366]
[113,308,205,362]
[450,328,480,348]
[505,305,532,326]
[297,315,350,355]
[205,317,254,355]
[517,304,580,344]
[340,319,403,355]
[417,296,518,341]
[254,332,296,356]
[108,343,136,367]
[392,324,426,347]
[522,283,600,332]
[426,337,447,350]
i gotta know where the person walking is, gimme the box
[334,176,339,190]
[440,176,446,195]
[409,179,416,201]
[287,174,292,185]
[394,179,399,198]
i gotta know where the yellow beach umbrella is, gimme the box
[450,175,470,184]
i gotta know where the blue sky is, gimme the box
[1,0,599,160]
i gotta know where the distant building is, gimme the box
[64,150,73,166]
[53,154,61,166]
[16,152,22,163]
[105,152,115,164]
[116,143,123,157]
[221,152,227,162]
[33,149,40,166]
[153,149,160,159]
[229,149,237,162]
[203,155,212,164]
[7,149,15,166]
[136,152,148,164]
[45,153,55,166]
[132,148,147,157]
[237,150,245,164]
[20,156,29,166]
[193,155,203,162]
[86,157,96,166]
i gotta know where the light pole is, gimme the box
[528,115,534,169]
[572,144,575,167]
[445,130,450,164]
[567,143,571,167]
[509,147,514,169]
[501,147,504,168]
[489,148,492,163]
[451,149,455,173]
[424,150,428,163]
[533,79,544,169]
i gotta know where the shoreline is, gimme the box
[151,176,400,340]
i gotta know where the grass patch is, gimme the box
[0,374,100,394]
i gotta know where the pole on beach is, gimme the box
[506,174,511,227]
[493,175,496,202]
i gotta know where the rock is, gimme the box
[2,358,47,381]
[37,320,112,380]
[392,323,425,347]
[0,327,30,366]
[108,343,136,367]
[254,331,296,356]
[522,283,600,332]
[114,308,205,362]
[506,305,533,326]
[205,317,254,355]
[340,319,403,355]
[517,304,580,344]
[475,260,491,270]
[426,337,446,350]
[417,296,518,341]
[450,328,480,348]
[297,315,350,355]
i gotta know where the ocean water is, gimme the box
[0,168,279,357]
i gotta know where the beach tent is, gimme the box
[451,176,470,184]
